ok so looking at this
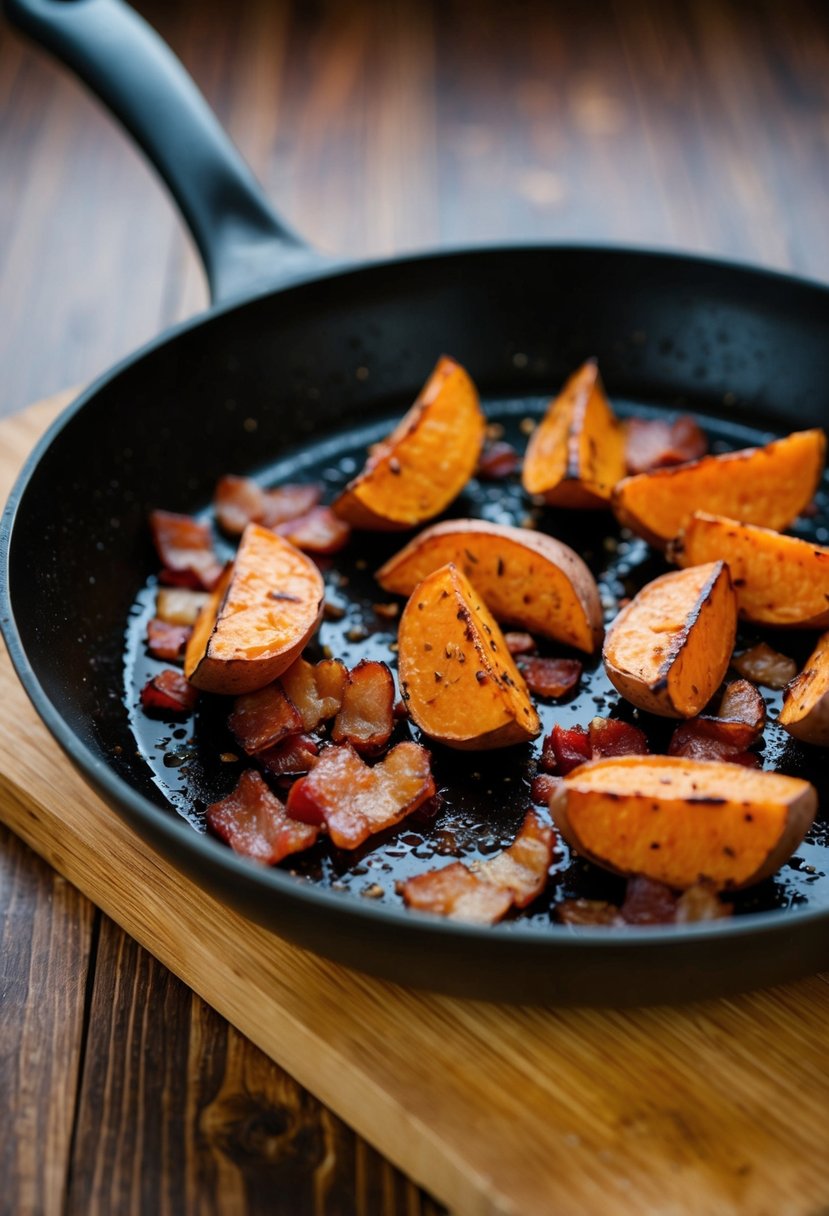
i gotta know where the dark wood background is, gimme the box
[3,1,829,1212]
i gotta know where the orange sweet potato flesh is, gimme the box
[184,523,324,695]
[549,755,817,890]
[673,512,829,628]
[333,356,485,530]
[398,563,541,749]
[376,519,603,653]
[612,429,826,548]
[521,360,625,508]
[603,562,737,717]
[778,632,829,745]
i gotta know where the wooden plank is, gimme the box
[3,395,829,1216]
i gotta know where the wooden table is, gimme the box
[4,2,829,1212]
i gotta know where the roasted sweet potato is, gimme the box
[612,429,826,548]
[377,519,603,653]
[672,512,829,627]
[521,360,625,508]
[397,563,541,750]
[333,356,485,530]
[331,660,395,755]
[603,562,737,717]
[549,755,817,890]
[184,524,324,695]
[778,632,829,745]
[206,769,319,865]
[280,657,347,731]
[286,741,435,849]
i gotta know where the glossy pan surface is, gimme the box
[3,0,829,1004]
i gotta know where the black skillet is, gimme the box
[3,0,829,1006]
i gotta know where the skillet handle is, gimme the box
[3,0,326,302]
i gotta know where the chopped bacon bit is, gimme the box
[717,679,765,736]
[146,618,192,662]
[286,741,435,849]
[214,475,322,535]
[504,631,536,656]
[542,723,592,775]
[557,899,622,926]
[401,810,554,924]
[675,882,731,922]
[258,733,319,779]
[280,657,347,732]
[620,875,679,925]
[372,601,400,620]
[732,643,797,690]
[206,769,318,864]
[517,656,582,698]
[155,587,210,626]
[228,683,302,755]
[331,660,395,755]
[624,415,708,475]
[150,509,223,590]
[140,669,198,716]
[393,698,409,720]
[476,441,521,480]
[530,773,562,805]
[588,717,649,759]
[669,679,765,766]
[276,506,351,555]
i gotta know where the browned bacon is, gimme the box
[624,416,707,475]
[517,656,582,698]
[331,660,395,755]
[149,509,223,590]
[206,769,319,864]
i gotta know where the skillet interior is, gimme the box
[6,245,829,1003]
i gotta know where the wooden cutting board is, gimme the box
[3,394,829,1216]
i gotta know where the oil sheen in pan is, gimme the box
[123,394,829,927]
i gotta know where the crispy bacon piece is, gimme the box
[214,475,322,535]
[557,899,622,926]
[732,643,798,690]
[150,509,223,590]
[624,416,708,475]
[206,769,319,864]
[669,679,765,766]
[530,773,562,805]
[146,618,192,662]
[517,656,582,698]
[140,669,198,716]
[258,733,319,779]
[619,875,679,924]
[718,679,766,737]
[228,683,302,755]
[280,657,347,732]
[155,587,210,626]
[331,660,395,755]
[287,741,435,849]
[401,810,554,924]
[541,723,591,774]
[675,882,731,922]
[504,631,536,656]
[476,441,521,480]
[276,507,351,555]
[588,717,649,759]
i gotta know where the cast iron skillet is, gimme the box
[3,0,829,1006]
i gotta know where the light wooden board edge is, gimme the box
[2,394,829,1216]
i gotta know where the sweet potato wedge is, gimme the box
[549,755,817,890]
[376,519,603,652]
[672,512,829,628]
[603,562,737,717]
[521,359,625,508]
[612,428,826,548]
[397,563,541,749]
[333,356,485,530]
[184,524,324,695]
[778,632,829,745]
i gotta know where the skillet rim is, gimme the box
[3,238,829,954]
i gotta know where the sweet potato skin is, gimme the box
[184,524,324,695]
[603,562,737,717]
[778,632,829,745]
[612,428,826,548]
[377,519,603,652]
[398,563,541,750]
[333,356,485,530]
[522,359,625,508]
[549,755,817,890]
[672,512,829,628]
